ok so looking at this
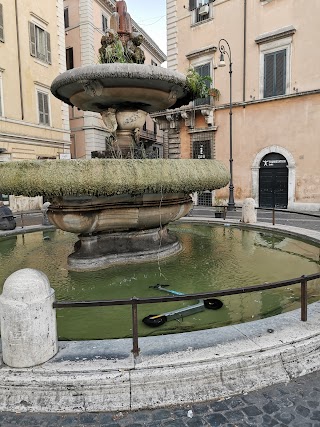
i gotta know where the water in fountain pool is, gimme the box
[0,223,319,340]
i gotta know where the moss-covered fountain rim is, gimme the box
[0,159,229,198]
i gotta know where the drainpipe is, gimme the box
[15,0,24,119]
[243,0,247,104]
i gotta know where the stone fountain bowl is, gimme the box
[50,64,188,113]
[0,158,229,234]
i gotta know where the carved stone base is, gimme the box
[68,226,181,271]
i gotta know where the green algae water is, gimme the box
[0,223,319,340]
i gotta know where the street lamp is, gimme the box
[218,38,235,211]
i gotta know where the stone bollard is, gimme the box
[41,201,51,226]
[0,269,58,368]
[241,198,257,224]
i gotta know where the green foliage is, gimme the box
[0,159,230,198]
[185,68,213,99]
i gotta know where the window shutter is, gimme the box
[275,50,286,96]
[46,31,51,64]
[0,81,3,117]
[38,92,44,123]
[66,47,74,70]
[43,93,49,125]
[189,0,197,11]
[264,53,274,98]
[29,22,36,57]
[0,4,4,42]
[64,8,69,28]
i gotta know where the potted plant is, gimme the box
[214,198,227,218]
[209,87,221,101]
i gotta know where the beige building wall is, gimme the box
[0,0,70,209]
[162,0,320,211]
[64,0,167,159]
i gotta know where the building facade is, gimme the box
[63,0,167,159]
[0,0,70,209]
[154,0,320,211]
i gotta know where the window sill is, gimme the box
[191,17,213,28]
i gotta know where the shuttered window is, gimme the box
[264,49,286,98]
[194,63,211,106]
[29,22,52,64]
[37,91,50,125]
[0,76,3,117]
[66,47,74,70]
[0,3,4,42]
[102,14,108,33]
[64,8,69,28]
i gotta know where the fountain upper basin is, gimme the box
[51,64,188,113]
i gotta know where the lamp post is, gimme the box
[218,38,235,211]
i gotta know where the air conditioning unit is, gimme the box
[198,4,209,15]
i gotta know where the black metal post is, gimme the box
[218,39,236,211]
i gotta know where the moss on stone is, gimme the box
[0,159,229,197]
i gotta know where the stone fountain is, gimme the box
[0,1,229,270]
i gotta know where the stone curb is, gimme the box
[0,219,319,413]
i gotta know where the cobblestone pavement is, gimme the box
[1,208,320,426]
[1,370,320,426]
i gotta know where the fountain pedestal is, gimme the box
[47,192,193,270]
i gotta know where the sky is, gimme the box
[124,0,167,54]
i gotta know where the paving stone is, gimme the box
[307,400,320,409]
[310,410,320,421]
[262,401,280,414]
[162,419,186,427]
[275,411,295,423]
[223,409,245,423]
[296,404,311,418]
[207,400,229,412]
[183,416,207,426]
[241,405,263,417]
[225,396,246,409]
[261,414,279,426]
[204,413,228,426]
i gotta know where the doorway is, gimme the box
[259,153,288,208]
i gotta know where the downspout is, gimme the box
[243,0,247,104]
[14,0,24,119]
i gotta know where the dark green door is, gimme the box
[259,153,288,208]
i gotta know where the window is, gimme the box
[37,91,50,126]
[264,50,286,98]
[189,0,215,24]
[0,72,3,117]
[64,8,69,28]
[0,3,4,42]
[194,63,211,106]
[29,22,51,64]
[193,140,211,159]
[102,14,108,33]
[151,60,158,66]
[66,47,74,70]
[256,27,295,99]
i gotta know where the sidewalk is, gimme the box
[0,209,320,426]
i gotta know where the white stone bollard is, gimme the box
[242,198,257,224]
[0,269,58,368]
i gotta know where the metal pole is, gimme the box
[131,298,140,357]
[300,277,308,322]
[218,39,235,211]
[228,59,235,211]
